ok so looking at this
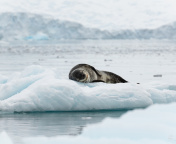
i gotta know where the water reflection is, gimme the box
[0,111,127,143]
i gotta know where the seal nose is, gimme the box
[73,70,86,80]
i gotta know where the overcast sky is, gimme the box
[0,0,176,30]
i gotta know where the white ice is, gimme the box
[0,65,176,112]
[0,132,13,144]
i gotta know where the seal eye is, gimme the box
[73,70,86,81]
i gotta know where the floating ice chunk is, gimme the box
[0,65,55,101]
[0,66,176,112]
[25,32,49,41]
[146,82,176,91]
[147,88,176,104]
[0,131,13,144]
[0,79,152,112]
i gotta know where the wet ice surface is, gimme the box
[0,40,176,144]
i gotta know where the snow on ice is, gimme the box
[0,65,176,112]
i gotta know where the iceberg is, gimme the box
[24,32,49,41]
[0,65,176,112]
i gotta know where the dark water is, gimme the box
[0,111,127,144]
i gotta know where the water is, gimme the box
[0,111,127,144]
[0,40,176,83]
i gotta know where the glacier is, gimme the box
[0,12,111,42]
[1,12,176,43]
[0,65,176,112]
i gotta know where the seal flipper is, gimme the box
[117,76,128,83]
[103,71,128,83]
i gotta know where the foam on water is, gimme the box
[0,65,176,112]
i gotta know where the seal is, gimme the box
[69,64,128,84]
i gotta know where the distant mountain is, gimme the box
[0,12,112,41]
[0,12,176,42]
[113,23,176,39]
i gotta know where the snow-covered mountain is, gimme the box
[1,0,176,31]
[113,23,176,39]
[0,12,176,42]
[0,13,112,41]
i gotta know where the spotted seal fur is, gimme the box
[69,64,128,84]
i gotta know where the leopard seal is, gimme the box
[69,64,128,84]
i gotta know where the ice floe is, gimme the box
[0,131,13,144]
[0,66,176,112]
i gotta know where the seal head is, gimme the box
[70,69,90,83]
[69,64,100,83]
